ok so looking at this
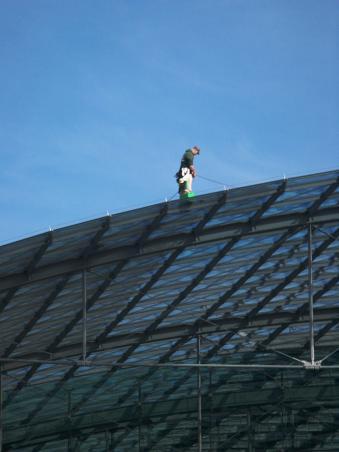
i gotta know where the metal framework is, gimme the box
[0,169,338,451]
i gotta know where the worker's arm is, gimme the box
[189,165,196,177]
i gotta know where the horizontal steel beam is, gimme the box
[0,357,308,369]
[2,305,339,371]
[0,207,337,293]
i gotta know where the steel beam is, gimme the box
[82,269,87,363]
[197,333,202,452]
[308,223,315,364]
[0,364,3,452]
[0,232,53,314]
[2,276,72,360]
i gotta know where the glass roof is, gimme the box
[0,169,339,451]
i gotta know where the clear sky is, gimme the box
[0,0,338,244]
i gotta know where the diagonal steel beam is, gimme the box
[25,232,53,277]
[2,276,71,359]
[81,217,111,261]
[3,204,169,410]
[0,232,53,315]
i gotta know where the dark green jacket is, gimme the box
[180,149,194,169]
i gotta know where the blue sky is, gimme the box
[0,0,338,244]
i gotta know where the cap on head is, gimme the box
[192,145,200,154]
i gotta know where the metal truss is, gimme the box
[0,231,53,315]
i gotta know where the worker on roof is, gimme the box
[176,146,200,196]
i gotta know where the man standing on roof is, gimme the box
[176,146,200,195]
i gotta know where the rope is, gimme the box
[166,191,178,202]
[197,174,228,189]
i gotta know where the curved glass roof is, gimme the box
[0,169,339,451]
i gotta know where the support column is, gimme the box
[308,223,315,364]
[0,364,3,452]
[208,367,213,451]
[247,409,253,452]
[82,269,87,363]
[105,430,109,452]
[138,383,142,452]
[197,334,202,452]
[67,390,73,452]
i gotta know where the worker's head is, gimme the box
[192,146,200,155]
